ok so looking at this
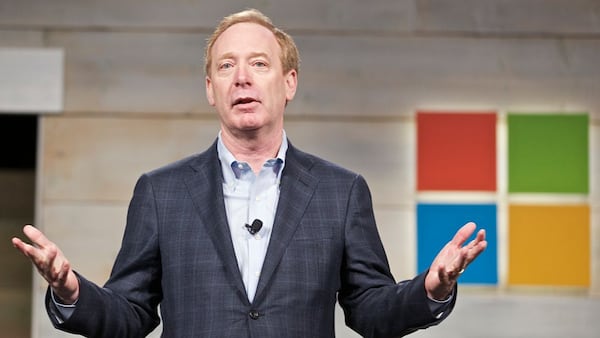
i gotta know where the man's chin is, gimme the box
[229,124,262,135]
[235,116,265,131]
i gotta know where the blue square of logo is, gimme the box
[417,203,497,284]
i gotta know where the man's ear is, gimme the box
[206,76,215,106]
[285,69,298,102]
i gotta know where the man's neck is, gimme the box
[220,129,283,174]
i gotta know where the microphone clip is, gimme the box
[245,219,263,235]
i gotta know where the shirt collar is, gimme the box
[217,131,288,183]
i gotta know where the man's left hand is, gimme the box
[424,222,487,301]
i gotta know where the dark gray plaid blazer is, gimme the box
[46,140,454,338]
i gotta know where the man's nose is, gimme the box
[235,64,252,87]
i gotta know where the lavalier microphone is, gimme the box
[245,219,263,235]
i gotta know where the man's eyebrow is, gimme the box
[216,51,271,61]
[216,52,235,62]
[248,52,270,59]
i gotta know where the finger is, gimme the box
[439,246,466,274]
[40,251,64,285]
[42,244,61,274]
[452,248,468,273]
[449,222,477,247]
[14,231,61,280]
[56,261,71,285]
[458,240,488,273]
[22,225,53,249]
[11,237,38,259]
[439,261,462,282]
[464,229,486,251]
[437,264,451,284]
[465,239,488,264]
[473,228,486,244]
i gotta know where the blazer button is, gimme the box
[249,310,260,320]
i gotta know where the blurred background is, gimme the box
[0,1,598,337]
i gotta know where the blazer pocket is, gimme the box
[291,222,335,241]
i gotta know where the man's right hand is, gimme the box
[12,225,80,304]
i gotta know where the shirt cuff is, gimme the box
[427,290,454,319]
[50,289,78,323]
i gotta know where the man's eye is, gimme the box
[254,61,267,67]
[219,63,233,70]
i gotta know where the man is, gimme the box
[12,9,487,337]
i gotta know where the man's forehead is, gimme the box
[212,22,279,55]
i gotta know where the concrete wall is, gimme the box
[0,170,34,338]
[1,1,599,337]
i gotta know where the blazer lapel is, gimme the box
[253,144,319,304]
[183,142,250,304]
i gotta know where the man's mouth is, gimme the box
[233,97,259,107]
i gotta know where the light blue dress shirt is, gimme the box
[217,132,287,302]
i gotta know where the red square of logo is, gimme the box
[417,111,497,191]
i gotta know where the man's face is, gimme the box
[206,22,297,136]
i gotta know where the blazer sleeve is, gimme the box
[45,174,162,337]
[337,174,456,338]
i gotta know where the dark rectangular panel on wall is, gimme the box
[0,114,37,169]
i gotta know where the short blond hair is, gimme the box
[204,9,300,76]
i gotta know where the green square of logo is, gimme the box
[508,113,589,193]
